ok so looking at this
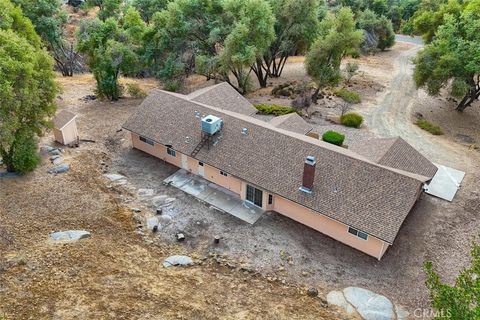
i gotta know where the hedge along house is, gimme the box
[123,83,438,260]
[53,110,79,146]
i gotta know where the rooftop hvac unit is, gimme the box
[201,115,223,135]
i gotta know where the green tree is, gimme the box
[132,0,170,23]
[413,2,480,111]
[305,7,363,102]
[86,0,123,21]
[357,9,395,53]
[425,242,480,319]
[77,10,145,100]
[0,4,57,173]
[11,0,67,47]
[251,0,322,87]
[146,0,275,94]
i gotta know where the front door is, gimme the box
[246,185,263,208]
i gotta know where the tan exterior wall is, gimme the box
[62,121,79,145]
[53,128,64,145]
[131,132,242,196]
[54,120,78,145]
[130,131,392,260]
[272,195,390,259]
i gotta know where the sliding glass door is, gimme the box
[246,185,263,208]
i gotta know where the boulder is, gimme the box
[49,230,91,241]
[162,255,193,268]
[343,287,395,320]
[327,290,356,314]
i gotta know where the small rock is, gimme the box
[52,157,63,165]
[176,233,185,241]
[47,164,70,174]
[162,255,193,268]
[50,155,61,161]
[131,208,142,213]
[49,149,62,156]
[307,287,319,297]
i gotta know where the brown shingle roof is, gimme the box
[187,82,257,115]
[53,110,76,129]
[351,137,438,179]
[123,89,428,243]
[268,113,313,135]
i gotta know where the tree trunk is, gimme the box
[456,85,480,111]
[251,59,268,88]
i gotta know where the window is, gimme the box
[199,161,204,166]
[348,227,368,240]
[220,170,228,177]
[268,194,273,205]
[139,136,154,146]
[167,147,176,157]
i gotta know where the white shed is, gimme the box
[53,110,78,145]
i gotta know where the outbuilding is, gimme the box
[53,110,78,145]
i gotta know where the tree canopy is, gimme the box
[413,0,480,111]
[0,0,57,173]
[357,9,395,53]
[77,8,146,100]
[425,242,480,319]
[146,0,275,93]
[251,0,322,87]
[305,7,363,102]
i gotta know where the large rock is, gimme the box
[343,287,394,320]
[49,230,91,241]
[163,255,193,268]
[48,164,70,174]
[327,290,356,315]
[104,173,125,182]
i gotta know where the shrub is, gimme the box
[254,104,298,116]
[322,130,345,146]
[334,88,361,104]
[126,83,147,98]
[415,119,444,135]
[340,112,364,128]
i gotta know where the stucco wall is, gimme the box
[272,195,389,259]
[131,132,242,196]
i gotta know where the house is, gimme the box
[123,83,437,260]
[53,110,79,146]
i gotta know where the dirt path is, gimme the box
[365,42,473,169]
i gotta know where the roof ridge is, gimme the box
[156,89,427,183]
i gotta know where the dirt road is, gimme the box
[365,40,474,169]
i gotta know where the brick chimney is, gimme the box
[300,156,316,193]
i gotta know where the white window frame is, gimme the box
[348,227,368,240]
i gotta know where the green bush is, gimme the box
[254,104,298,116]
[334,88,361,104]
[322,130,345,146]
[340,112,364,128]
[126,83,147,98]
[415,118,444,135]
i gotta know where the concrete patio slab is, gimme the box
[164,169,264,224]
[424,163,465,202]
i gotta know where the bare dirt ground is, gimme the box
[1,40,479,319]
[0,81,349,319]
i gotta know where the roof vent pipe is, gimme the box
[299,156,316,194]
